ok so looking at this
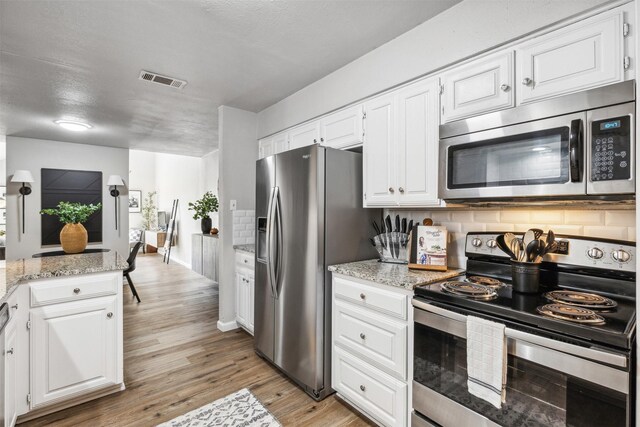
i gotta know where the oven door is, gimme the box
[412,300,632,427]
[439,112,586,200]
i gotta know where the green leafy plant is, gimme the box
[40,202,102,224]
[141,191,157,230]
[188,191,219,220]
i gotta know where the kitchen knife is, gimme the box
[395,215,400,233]
[401,218,407,234]
[385,215,393,233]
[380,222,387,249]
[372,221,381,236]
[407,220,413,233]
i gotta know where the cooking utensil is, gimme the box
[510,238,523,262]
[523,229,535,251]
[504,232,517,250]
[423,218,433,226]
[496,235,516,259]
[547,230,555,246]
[526,239,546,262]
[395,215,400,233]
[531,228,544,240]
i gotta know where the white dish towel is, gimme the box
[466,315,507,408]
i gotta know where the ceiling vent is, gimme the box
[138,70,187,89]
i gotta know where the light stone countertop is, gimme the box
[234,244,255,254]
[1,251,129,305]
[329,259,464,291]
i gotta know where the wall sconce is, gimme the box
[107,175,125,230]
[11,170,35,234]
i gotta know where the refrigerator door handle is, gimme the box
[267,186,278,297]
[274,187,284,299]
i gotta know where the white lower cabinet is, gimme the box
[332,274,412,427]
[235,250,255,334]
[4,318,17,427]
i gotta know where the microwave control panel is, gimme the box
[591,115,631,182]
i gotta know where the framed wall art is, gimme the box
[129,190,142,213]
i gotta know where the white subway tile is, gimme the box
[530,210,564,224]
[546,225,583,236]
[605,210,636,227]
[451,211,474,223]
[564,210,604,225]
[240,217,253,224]
[461,222,485,233]
[515,224,545,233]
[473,210,500,223]
[627,227,636,241]
[583,226,627,240]
[485,223,514,232]
[439,222,462,233]
[499,210,530,224]
[428,211,451,222]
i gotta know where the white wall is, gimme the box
[257,0,614,137]
[128,150,156,229]
[217,106,257,329]
[6,137,129,260]
[201,150,220,228]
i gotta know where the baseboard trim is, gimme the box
[217,319,239,332]
[169,257,191,269]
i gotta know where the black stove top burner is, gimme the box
[543,290,617,310]
[467,275,505,288]
[536,304,606,325]
[440,281,497,300]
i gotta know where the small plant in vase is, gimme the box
[188,191,218,234]
[141,191,157,230]
[40,202,102,253]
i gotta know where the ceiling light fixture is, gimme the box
[54,120,92,131]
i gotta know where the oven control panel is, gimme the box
[465,233,635,273]
[591,116,631,182]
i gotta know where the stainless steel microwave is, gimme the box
[439,81,635,202]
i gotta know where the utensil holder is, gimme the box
[511,260,540,293]
[374,232,408,264]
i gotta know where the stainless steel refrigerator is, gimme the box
[255,144,379,400]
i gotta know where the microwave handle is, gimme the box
[569,118,583,182]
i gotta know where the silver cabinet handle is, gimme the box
[388,187,394,193]
[10,304,18,310]
[522,78,532,86]
[399,187,405,193]
[360,385,366,392]
[360,333,366,340]
[73,288,81,294]
[313,139,317,143]
[320,137,324,142]
[6,348,14,355]
[500,84,510,91]
[359,293,366,300]
[107,312,113,319]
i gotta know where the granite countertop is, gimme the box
[329,259,464,291]
[234,244,255,254]
[1,251,129,305]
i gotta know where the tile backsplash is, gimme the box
[387,208,636,269]
[233,210,255,246]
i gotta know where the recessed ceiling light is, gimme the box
[54,120,92,131]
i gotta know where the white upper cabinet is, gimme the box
[320,104,364,149]
[396,78,440,207]
[289,121,321,150]
[441,51,514,123]
[271,132,289,154]
[516,10,624,104]
[363,92,397,207]
[258,138,273,159]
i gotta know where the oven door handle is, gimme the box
[413,300,628,368]
[569,118,583,182]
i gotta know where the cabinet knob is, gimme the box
[360,385,366,392]
[522,78,532,86]
[244,259,248,263]
[500,84,510,92]
[6,348,14,355]
[313,139,317,144]
[399,187,405,193]
[107,312,113,319]
[360,333,366,340]
[73,288,81,294]
[388,187,394,193]
[10,304,18,310]
[320,137,324,142]
[360,293,366,300]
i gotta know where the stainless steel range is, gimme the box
[411,232,636,427]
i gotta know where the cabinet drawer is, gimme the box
[235,251,254,268]
[333,346,406,427]
[334,300,407,380]
[30,273,120,307]
[334,276,407,320]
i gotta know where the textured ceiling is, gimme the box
[0,0,461,157]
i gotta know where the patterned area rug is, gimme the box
[157,388,282,427]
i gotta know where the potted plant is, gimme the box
[40,201,102,253]
[141,191,157,230]
[188,191,219,234]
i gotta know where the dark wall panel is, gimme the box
[41,168,103,245]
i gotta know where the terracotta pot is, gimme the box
[60,223,88,254]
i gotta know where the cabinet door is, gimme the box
[271,132,289,154]
[31,296,119,408]
[235,273,247,328]
[191,234,203,274]
[441,51,514,123]
[320,104,364,149]
[289,121,320,150]
[202,236,217,282]
[363,93,397,207]
[258,138,274,159]
[248,275,255,335]
[516,11,623,104]
[397,78,441,207]
[4,320,17,427]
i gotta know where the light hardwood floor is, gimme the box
[19,254,373,427]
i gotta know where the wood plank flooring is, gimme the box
[19,254,373,427]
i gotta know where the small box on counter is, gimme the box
[409,226,448,271]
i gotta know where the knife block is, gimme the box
[373,232,409,264]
